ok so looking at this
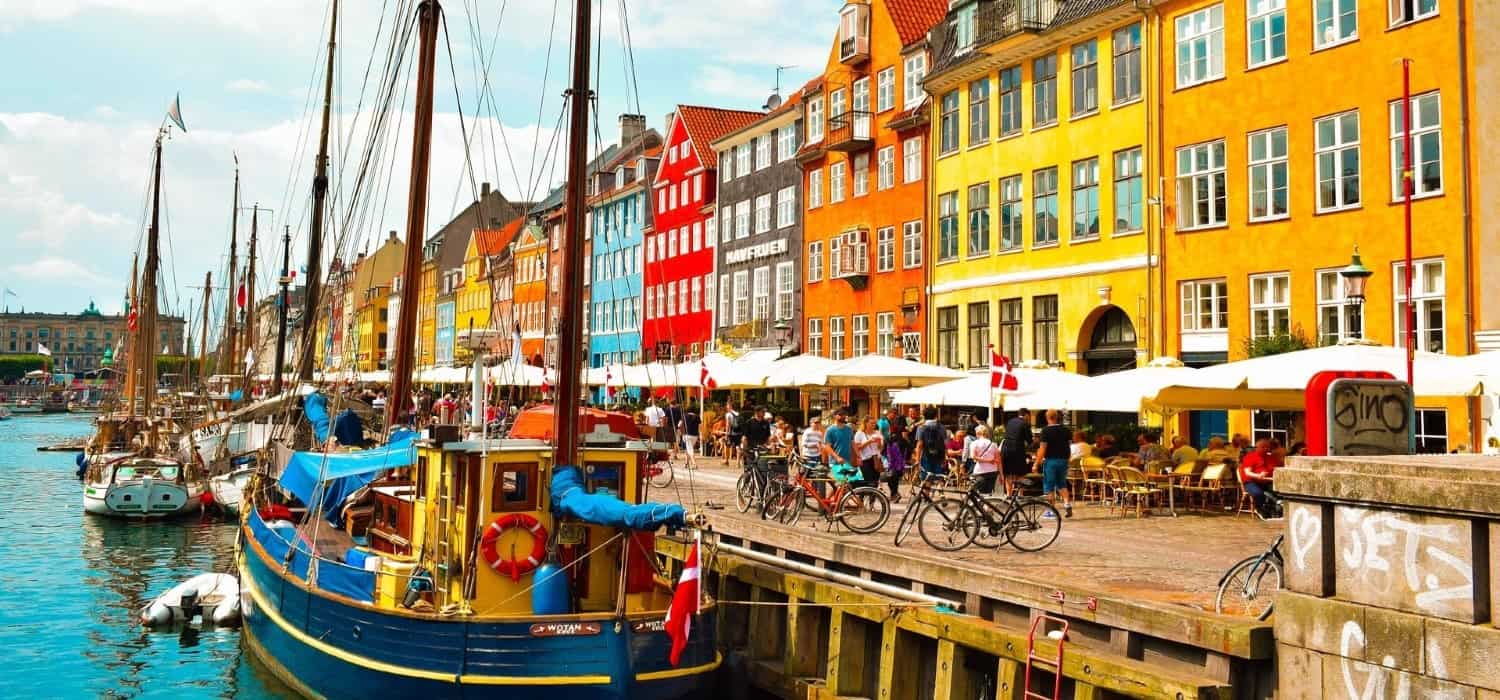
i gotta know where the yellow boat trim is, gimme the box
[635,652,724,682]
[241,561,613,687]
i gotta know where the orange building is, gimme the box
[510,224,549,365]
[800,0,947,362]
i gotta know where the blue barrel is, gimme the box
[530,562,570,615]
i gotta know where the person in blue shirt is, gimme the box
[822,410,857,481]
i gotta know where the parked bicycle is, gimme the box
[762,460,891,534]
[892,472,949,546]
[917,485,1062,552]
[734,447,787,514]
[1215,534,1284,620]
[645,448,675,489]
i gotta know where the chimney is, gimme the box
[619,114,646,146]
[388,230,398,243]
[480,181,491,200]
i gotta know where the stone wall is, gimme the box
[1275,455,1499,699]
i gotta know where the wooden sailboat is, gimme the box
[237,2,719,697]
[82,128,206,518]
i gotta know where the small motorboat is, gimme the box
[207,466,255,516]
[83,455,205,518]
[140,573,241,628]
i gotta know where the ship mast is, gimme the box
[124,253,139,418]
[273,226,291,395]
[222,165,239,377]
[553,0,594,467]
[198,270,212,385]
[138,132,165,419]
[299,0,338,382]
[242,206,261,378]
[386,0,440,429]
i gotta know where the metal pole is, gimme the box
[552,0,594,469]
[198,271,211,384]
[273,225,292,396]
[386,0,440,431]
[1402,58,1415,388]
[300,0,338,381]
[244,205,260,374]
[223,167,239,377]
[140,134,163,419]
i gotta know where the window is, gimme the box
[808,241,824,282]
[1316,110,1361,212]
[902,221,923,268]
[969,78,990,145]
[1249,273,1291,339]
[853,76,870,120]
[903,52,927,109]
[731,271,749,324]
[680,227,690,254]
[852,315,870,357]
[735,200,752,239]
[752,266,770,321]
[876,226,895,272]
[719,274,730,317]
[967,182,991,256]
[1113,148,1143,233]
[778,124,797,161]
[1414,409,1447,454]
[1247,0,1286,67]
[705,217,717,248]
[1071,158,1100,240]
[735,143,751,177]
[1315,0,1357,48]
[692,277,702,313]
[807,96,824,143]
[719,150,733,183]
[967,302,990,369]
[1181,279,1229,332]
[999,298,1022,361]
[952,1,977,52]
[775,262,794,320]
[657,188,666,213]
[755,194,772,234]
[1394,259,1445,352]
[1032,296,1058,364]
[830,89,846,127]
[936,306,959,368]
[998,66,1021,135]
[808,318,824,356]
[999,175,1023,250]
[877,146,895,191]
[755,135,771,170]
[719,211,733,244]
[1390,91,1443,198]
[669,186,678,210]
[1112,24,1142,104]
[876,67,896,112]
[830,316,846,361]
[938,191,960,261]
[1248,127,1290,220]
[902,137,923,183]
[777,186,796,228]
[705,274,715,312]
[877,312,895,357]
[1391,0,1439,24]
[1071,40,1098,116]
[693,222,703,251]
[1252,410,1297,446]
[668,228,678,257]
[808,169,823,209]
[667,280,677,316]
[853,153,870,197]
[1176,140,1228,229]
[1032,55,1057,126]
[1032,167,1059,246]
[1317,269,1362,343]
[939,91,960,154]
[829,234,842,275]
[830,161,846,202]
[1175,5,1225,88]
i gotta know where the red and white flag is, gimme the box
[663,537,701,667]
[699,360,716,390]
[605,368,617,398]
[989,346,1018,391]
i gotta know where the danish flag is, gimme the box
[699,360,716,390]
[605,368,617,398]
[989,346,1018,391]
[664,536,701,667]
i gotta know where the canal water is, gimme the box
[0,415,291,699]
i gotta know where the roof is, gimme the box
[674,105,765,169]
[710,88,808,148]
[527,144,623,216]
[474,217,526,257]
[886,0,948,47]
[1051,0,1132,27]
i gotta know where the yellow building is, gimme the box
[1157,0,1496,449]
[355,284,391,372]
[925,1,1160,375]
[417,245,439,371]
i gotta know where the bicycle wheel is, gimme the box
[970,497,1012,549]
[648,459,674,488]
[838,487,891,534]
[1002,499,1062,552]
[1215,555,1283,620]
[918,498,977,552]
[893,495,922,546]
[734,470,760,513]
[760,481,794,521]
[780,485,808,526]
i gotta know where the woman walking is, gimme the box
[883,426,910,501]
[854,416,885,488]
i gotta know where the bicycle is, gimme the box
[734,448,787,514]
[892,472,949,546]
[645,448,674,489]
[762,461,891,534]
[1215,534,1284,621]
[917,485,1062,552]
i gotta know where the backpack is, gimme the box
[726,411,740,435]
[920,423,946,460]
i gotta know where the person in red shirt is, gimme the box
[1239,438,1284,519]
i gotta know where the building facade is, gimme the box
[0,302,185,372]
[925,0,1156,375]
[589,123,661,387]
[644,105,763,361]
[511,224,549,364]
[800,0,946,363]
[710,92,806,354]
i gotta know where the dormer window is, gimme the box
[839,2,870,64]
[952,1,977,54]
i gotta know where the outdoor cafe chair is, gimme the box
[1176,462,1227,512]
[1115,466,1161,518]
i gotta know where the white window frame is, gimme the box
[775,262,795,320]
[876,67,896,112]
[808,318,824,357]
[1315,0,1358,48]
[1315,110,1361,213]
[852,314,870,357]
[755,135,771,171]
[852,153,870,197]
[752,266,770,321]
[735,200,752,240]
[902,137,923,183]
[902,220,923,269]
[1174,5,1225,89]
[902,51,927,110]
[1246,0,1287,68]
[667,280,677,316]
[721,150,733,182]
[693,173,703,202]
[778,124,796,161]
[830,316,846,361]
[1176,140,1228,230]
[876,312,895,357]
[807,97,824,144]
[830,161,846,203]
[1248,272,1290,339]
[808,241,824,282]
[1248,126,1289,221]
[720,210,733,244]
[705,274,715,313]
[1316,268,1362,344]
[718,274,731,318]
[808,169,823,209]
[736,143,752,178]
[877,146,896,191]
[755,194,772,234]
[1389,0,1439,26]
[1393,258,1446,353]
[705,217,717,248]
[776,186,796,228]
[667,227,677,257]
[732,270,749,324]
[1180,279,1229,332]
[1389,91,1443,200]
[876,226,895,272]
[691,277,702,313]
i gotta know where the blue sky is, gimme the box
[0,0,833,333]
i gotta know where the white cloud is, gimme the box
[6,257,113,286]
[692,65,776,105]
[226,79,271,94]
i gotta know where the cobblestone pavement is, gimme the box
[646,456,1284,612]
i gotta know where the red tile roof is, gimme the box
[474,217,525,257]
[675,105,765,170]
[886,0,948,47]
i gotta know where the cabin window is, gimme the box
[583,461,624,497]
[492,462,538,512]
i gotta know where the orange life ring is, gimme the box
[480,514,548,582]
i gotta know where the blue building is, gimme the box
[587,117,660,403]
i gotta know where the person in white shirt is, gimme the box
[642,400,666,443]
[968,425,1001,495]
[799,417,825,465]
[853,416,885,486]
[1070,430,1093,461]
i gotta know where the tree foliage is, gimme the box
[1244,325,1315,358]
[0,355,47,381]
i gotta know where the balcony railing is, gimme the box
[839,35,870,64]
[975,0,1057,47]
[826,110,874,153]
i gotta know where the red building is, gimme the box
[643,105,762,360]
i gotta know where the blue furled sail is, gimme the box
[550,465,685,530]
[278,433,417,521]
[304,392,331,443]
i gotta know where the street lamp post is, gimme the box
[1339,246,1373,340]
[773,320,792,357]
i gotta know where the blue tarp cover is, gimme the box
[304,393,330,443]
[333,409,366,447]
[550,465,685,531]
[248,507,374,603]
[278,434,417,521]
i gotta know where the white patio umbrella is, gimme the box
[487,360,547,387]
[822,354,965,389]
[889,367,1094,407]
[762,354,841,388]
[1047,357,1201,413]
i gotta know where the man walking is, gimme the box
[1032,409,1074,517]
[679,406,701,470]
[912,406,948,480]
[1000,408,1033,494]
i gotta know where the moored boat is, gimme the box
[83,453,204,518]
